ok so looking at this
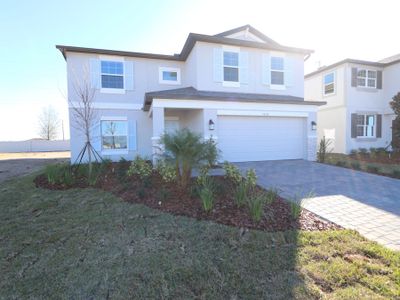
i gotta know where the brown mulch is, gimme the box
[34,164,341,232]
[349,153,400,164]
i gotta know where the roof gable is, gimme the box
[214,25,281,47]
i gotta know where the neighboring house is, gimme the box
[57,25,323,163]
[305,55,400,154]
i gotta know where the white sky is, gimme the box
[1,0,399,141]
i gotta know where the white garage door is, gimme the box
[218,115,305,162]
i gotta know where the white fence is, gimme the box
[0,140,70,153]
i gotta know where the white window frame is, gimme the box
[323,71,335,96]
[356,114,376,138]
[159,67,181,85]
[270,55,285,90]
[100,116,129,154]
[357,69,377,89]
[222,47,240,87]
[100,56,125,94]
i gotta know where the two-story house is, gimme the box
[57,25,323,163]
[305,55,399,154]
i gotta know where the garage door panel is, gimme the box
[218,116,305,162]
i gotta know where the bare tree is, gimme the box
[68,66,101,177]
[38,106,60,140]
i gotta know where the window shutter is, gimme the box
[213,48,223,82]
[376,114,382,138]
[351,113,358,138]
[91,123,102,153]
[262,54,270,85]
[124,61,135,91]
[89,58,101,89]
[351,68,358,87]
[284,57,294,87]
[377,71,382,89]
[128,120,137,151]
[239,51,249,84]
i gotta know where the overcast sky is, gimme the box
[1,0,399,141]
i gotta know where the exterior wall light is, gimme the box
[209,119,215,130]
[311,121,317,131]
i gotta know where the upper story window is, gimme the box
[357,69,376,88]
[101,120,128,150]
[270,56,284,85]
[159,67,181,85]
[356,114,375,137]
[223,51,239,83]
[101,61,124,89]
[324,72,335,95]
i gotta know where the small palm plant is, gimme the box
[160,129,218,190]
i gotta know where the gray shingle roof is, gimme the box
[144,87,325,110]
[56,25,312,61]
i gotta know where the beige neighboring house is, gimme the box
[305,55,400,154]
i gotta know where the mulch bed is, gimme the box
[349,152,400,165]
[34,163,341,232]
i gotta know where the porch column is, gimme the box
[152,107,165,161]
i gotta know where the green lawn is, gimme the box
[325,153,400,177]
[1,174,399,299]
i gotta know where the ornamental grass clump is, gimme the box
[247,192,266,222]
[198,175,216,212]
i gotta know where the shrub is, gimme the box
[350,162,361,170]
[127,155,152,180]
[366,165,380,174]
[369,147,378,154]
[137,187,146,199]
[358,148,369,155]
[233,168,258,207]
[160,129,218,189]
[246,169,257,188]
[155,160,177,183]
[223,161,242,184]
[157,187,169,203]
[198,176,215,212]
[392,170,400,178]
[335,160,346,167]
[349,149,358,155]
[376,147,388,156]
[317,136,332,163]
[117,157,130,182]
[247,192,266,222]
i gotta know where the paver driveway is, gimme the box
[235,160,400,251]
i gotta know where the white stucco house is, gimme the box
[57,25,323,163]
[305,55,400,154]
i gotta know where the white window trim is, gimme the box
[356,114,376,138]
[100,117,129,154]
[357,69,377,89]
[159,67,181,85]
[222,48,240,87]
[100,58,126,94]
[323,71,336,96]
[270,56,285,88]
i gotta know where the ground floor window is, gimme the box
[356,114,375,137]
[101,120,128,150]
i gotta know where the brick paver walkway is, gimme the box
[302,195,400,251]
[235,160,400,251]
